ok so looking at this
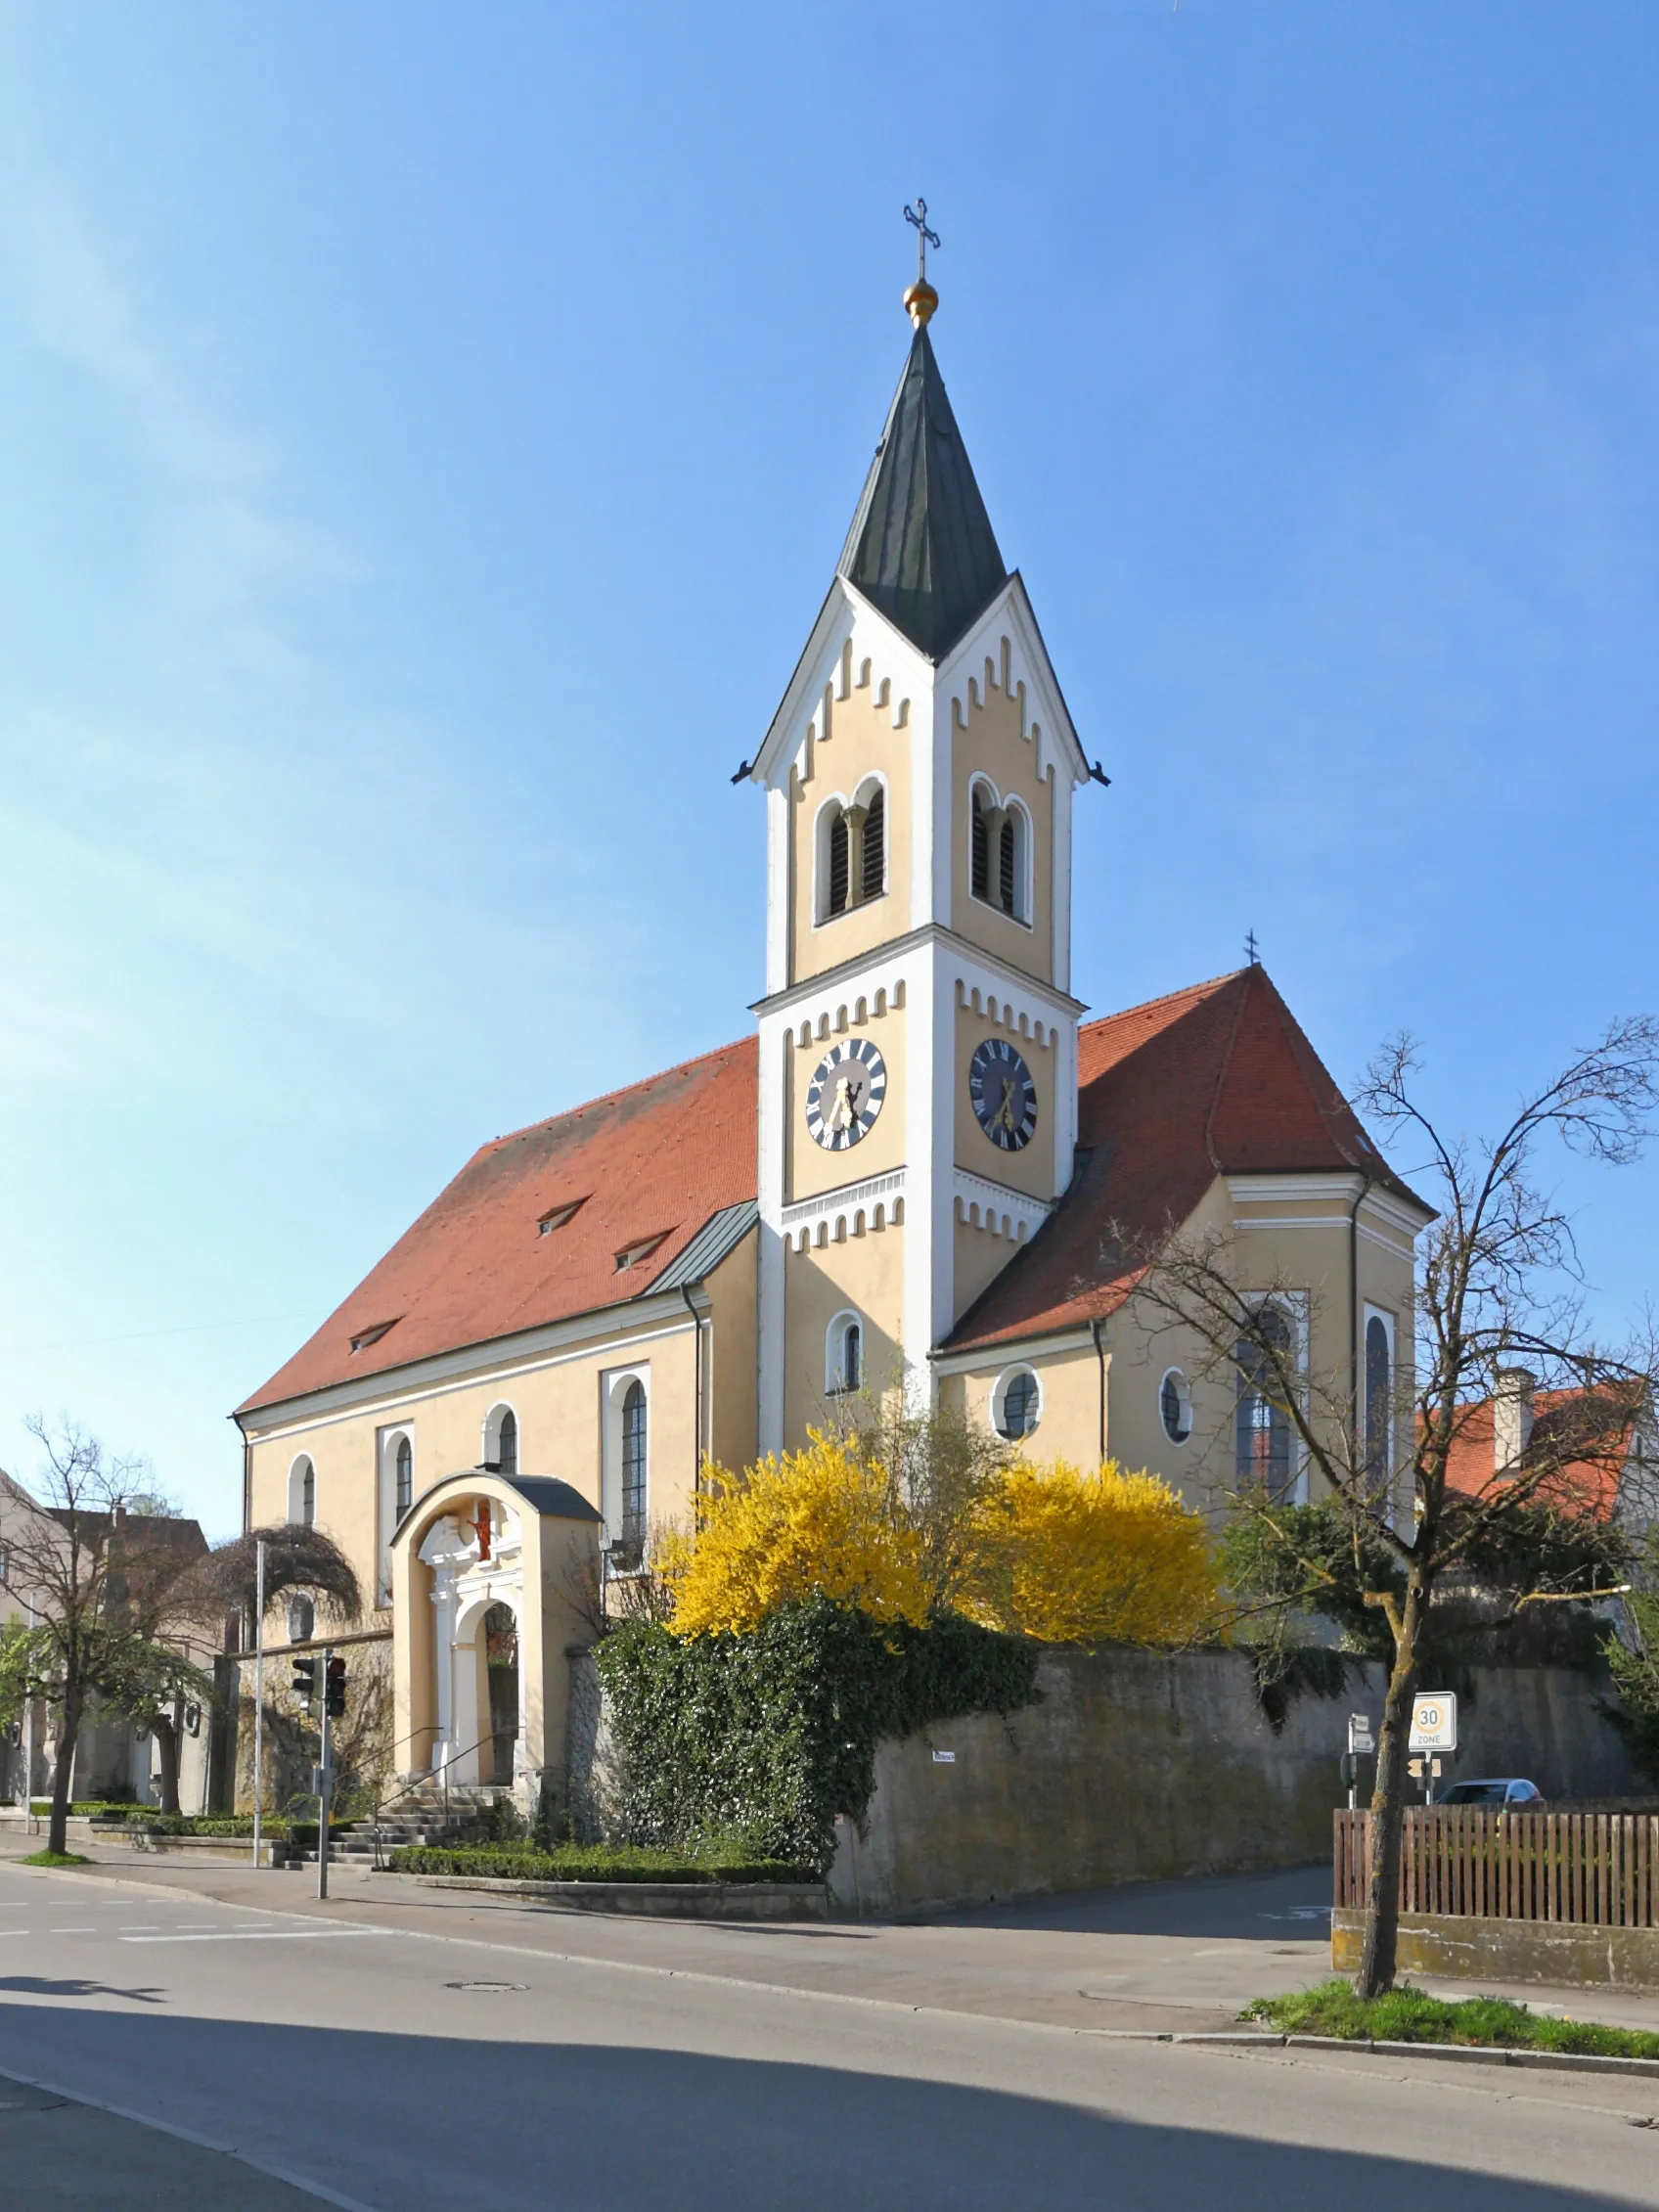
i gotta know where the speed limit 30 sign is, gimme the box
[1409,1693,1457,1752]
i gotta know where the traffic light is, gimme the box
[325,1654,347,1719]
[291,1653,317,1707]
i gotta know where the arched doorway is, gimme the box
[482,1602,519,1786]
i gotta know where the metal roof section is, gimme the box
[836,325,1008,662]
[649,1197,758,1291]
[500,1475,604,1523]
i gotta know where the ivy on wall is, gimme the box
[594,1597,1040,1873]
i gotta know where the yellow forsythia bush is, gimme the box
[964,1461,1221,1646]
[664,1430,931,1636]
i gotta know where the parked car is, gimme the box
[1436,1778,1544,1807]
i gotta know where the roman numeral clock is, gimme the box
[804,1037,887,1151]
[969,1037,1038,1152]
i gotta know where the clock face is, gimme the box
[969,1037,1039,1152]
[804,1037,887,1151]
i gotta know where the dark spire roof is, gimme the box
[836,325,1008,660]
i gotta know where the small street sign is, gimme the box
[1409,1693,1457,1752]
[1347,1713,1375,1757]
[931,1749,957,1765]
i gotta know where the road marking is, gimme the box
[118,1925,159,1932]
[49,1927,95,1934]
[120,1927,393,1945]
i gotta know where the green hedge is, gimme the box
[388,1843,817,1884]
[594,1597,1040,1874]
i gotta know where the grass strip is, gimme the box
[1242,1978,1659,2059]
[18,1849,92,1869]
[388,1843,818,1884]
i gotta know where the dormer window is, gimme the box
[538,1196,588,1236]
[350,1318,399,1354]
[614,1231,670,1273]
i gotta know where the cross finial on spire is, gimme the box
[902,198,941,328]
[1244,928,1260,966]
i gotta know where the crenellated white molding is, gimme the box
[933,576,1089,791]
[783,1168,907,1250]
[952,1166,1053,1243]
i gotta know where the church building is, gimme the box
[234,265,1432,1803]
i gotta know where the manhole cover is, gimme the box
[445,1979,527,1993]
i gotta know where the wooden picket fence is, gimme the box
[1334,1807,1659,1928]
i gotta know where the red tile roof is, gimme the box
[239,964,1424,1415]
[1443,1386,1643,1521]
[238,1038,757,1414]
[946,965,1426,1353]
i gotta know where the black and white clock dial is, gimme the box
[804,1037,887,1151]
[969,1037,1038,1152]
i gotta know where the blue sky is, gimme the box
[4,3,1658,1534]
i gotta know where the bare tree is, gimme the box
[1125,1019,1659,1997]
[0,1419,210,1855]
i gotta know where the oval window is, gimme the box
[1160,1369,1192,1445]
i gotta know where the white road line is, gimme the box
[118,1925,159,1932]
[120,1927,393,1945]
[49,1927,95,1934]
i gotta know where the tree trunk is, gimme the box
[1354,1574,1427,1999]
[46,1693,81,1859]
[153,1712,180,1816]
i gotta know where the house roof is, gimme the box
[1444,1385,1645,1521]
[945,964,1428,1355]
[837,324,1008,660]
[238,1038,759,1415]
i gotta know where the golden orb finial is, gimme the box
[904,279,938,328]
[902,198,940,329]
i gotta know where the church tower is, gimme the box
[747,267,1092,1454]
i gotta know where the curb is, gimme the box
[1266,2032,1659,2079]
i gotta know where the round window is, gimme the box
[1159,1369,1192,1445]
[996,1368,1041,1441]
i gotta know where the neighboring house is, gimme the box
[1444,1367,1656,1531]
[232,278,1435,1805]
[0,1474,214,1810]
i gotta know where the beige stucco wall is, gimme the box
[952,1004,1055,1199]
[704,1230,758,1478]
[785,1000,907,1203]
[243,1300,706,1640]
[786,661,914,986]
[947,664,1054,988]
[938,1172,1420,1519]
[782,1219,907,1446]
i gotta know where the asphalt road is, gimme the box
[0,1860,1656,2211]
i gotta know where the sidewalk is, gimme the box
[7,1829,1656,2040]
[0,2067,323,2209]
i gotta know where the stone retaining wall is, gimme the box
[1331,1906,1659,1991]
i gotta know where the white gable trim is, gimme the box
[934,574,1089,790]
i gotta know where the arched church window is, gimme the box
[394,1435,412,1518]
[1235,1305,1295,1500]
[861,788,885,902]
[288,1594,314,1645]
[290,1456,316,1528]
[828,810,850,916]
[1365,1315,1392,1488]
[620,1381,647,1562]
[971,790,990,901]
[498,1408,518,1479]
[826,1312,863,1395]
[999,818,1016,915]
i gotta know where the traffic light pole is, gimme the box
[317,1646,333,1902]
